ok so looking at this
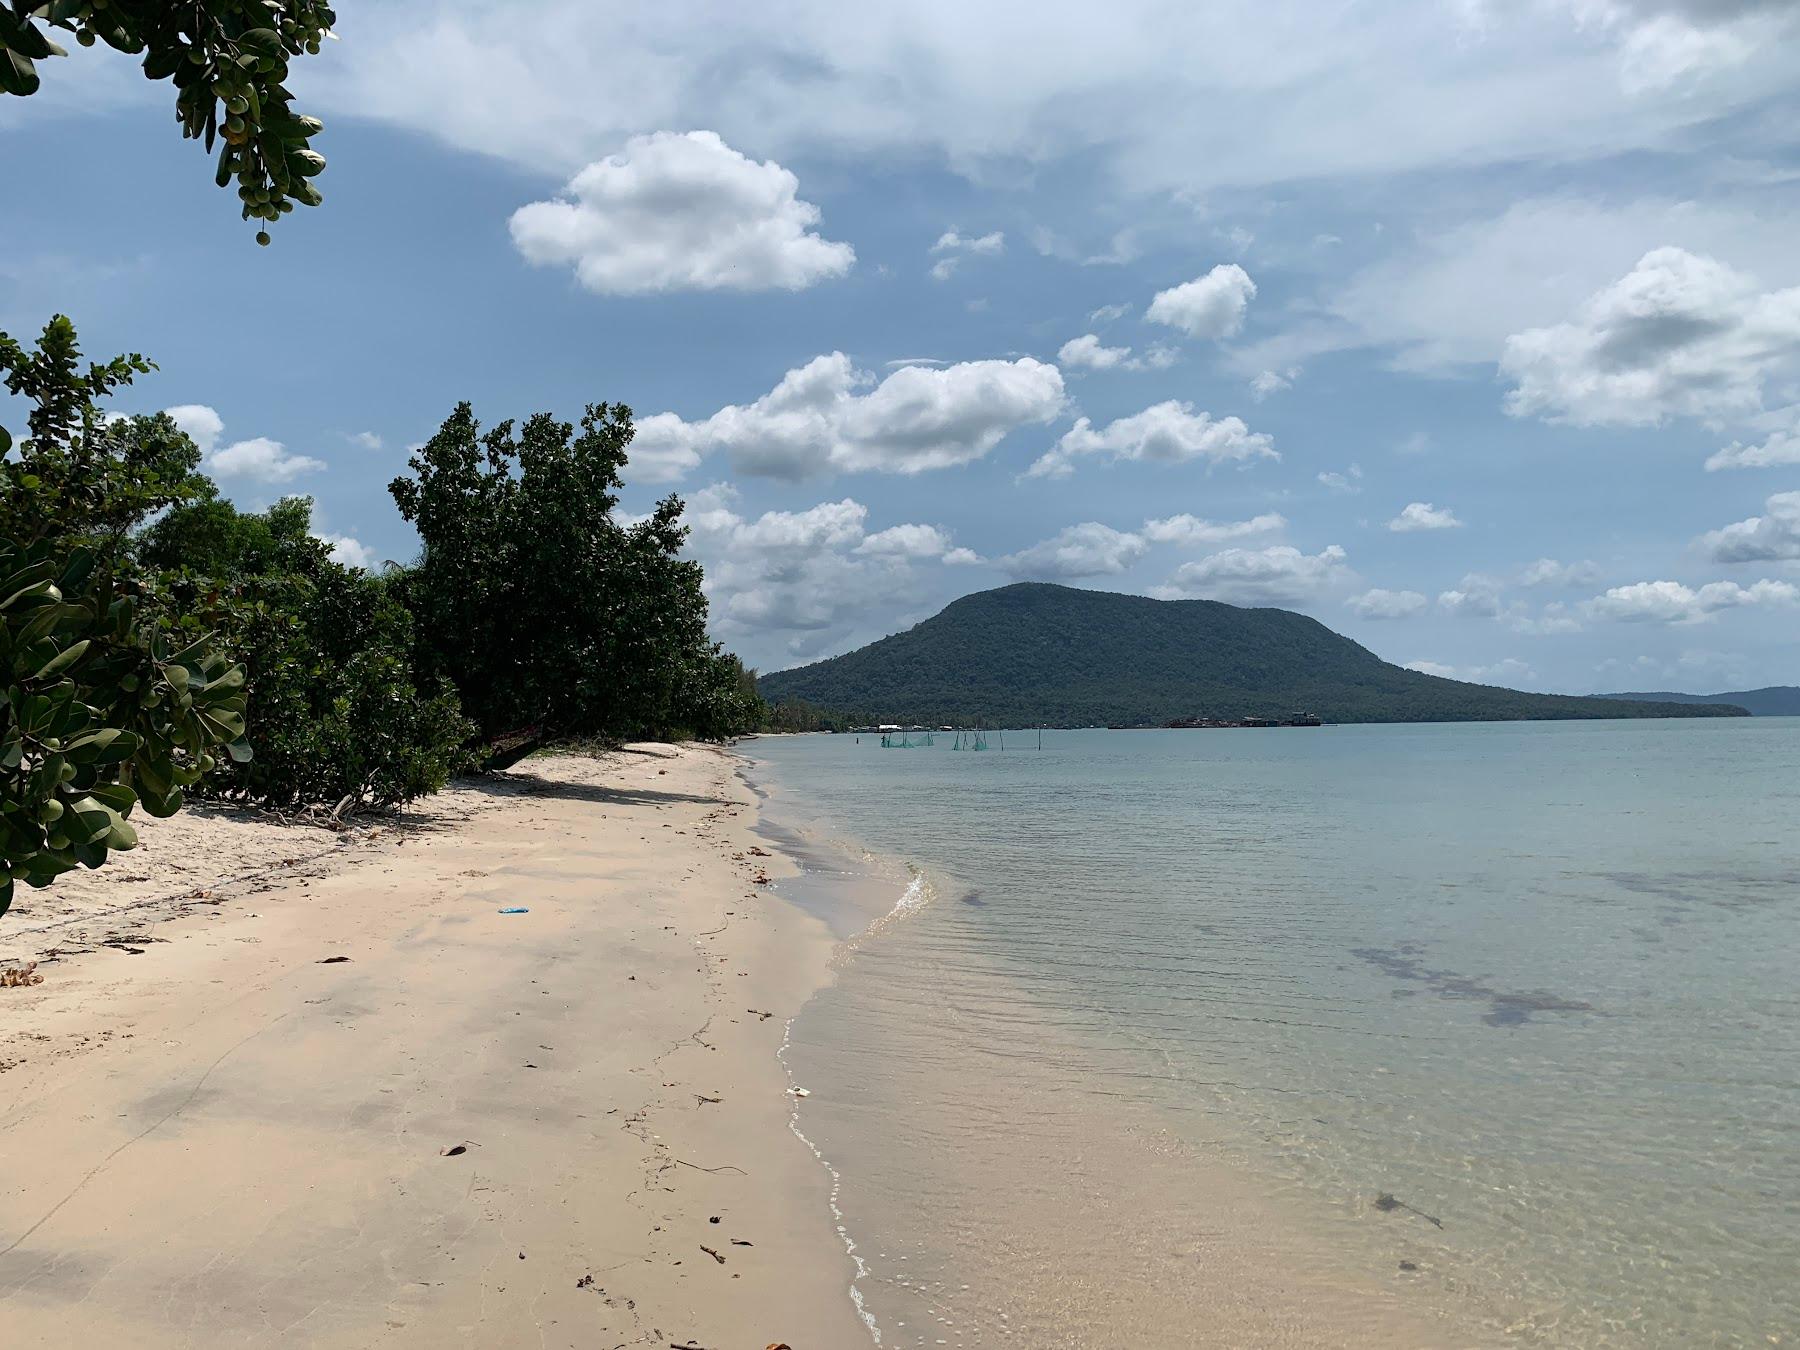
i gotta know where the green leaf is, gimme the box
[0,47,40,96]
[138,786,182,818]
[87,782,138,815]
[32,638,89,680]
[64,796,113,846]
[64,727,139,765]
[0,11,59,61]
[106,815,137,850]
[0,574,58,612]
[142,45,183,81]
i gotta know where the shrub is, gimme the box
[0,538,249,915]
[141,495,473,811]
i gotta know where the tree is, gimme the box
[2,317,211,549]
[1,318,248,915]
[140,493,473,810]
[0,2,335,241]
[390,401,759,766]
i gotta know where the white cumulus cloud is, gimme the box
[1697,490,1800,563]
[208,435,324,484]
[681,485,978,660]
[1058,334,1134,371]
[1438,572,1506,617]
[1249,367,1295,400]
[929,228,1004,280]
[508,130,854,295]
[1706,416,1800,471]
[1140,512,1286,546]
[1056,334,1174,373]
[164,403,322,484]
[638,352,1065,481]
[1028,400,1275,478]
[999,523,1149,580]
[1318,464,1364,494]
[1389,501,1463,532]
[318,534,377,569]
[165,403,224,454]
[1146,263,1256,340]
[1584,576,1800,623]
[1162,544,1349,608]
[856,522,961,559]
[1520,557,1602,587]
[1347,588,1428,619]
[1403,656,1537,686]
[1500,247,1800,427]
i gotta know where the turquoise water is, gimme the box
[746,720,1800,1347]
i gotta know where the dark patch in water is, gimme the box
[959,889,987,907]
[1598,868,1800,913]
[1353,943,1594,1028]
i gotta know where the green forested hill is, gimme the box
[1600,687,1800,716]
[757,583,1746,726]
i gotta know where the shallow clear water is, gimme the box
[746,720,1800,1348]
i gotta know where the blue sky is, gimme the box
[4,0,1799,692]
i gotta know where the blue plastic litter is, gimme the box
[499,907,529,915]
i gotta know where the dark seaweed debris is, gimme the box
[1375,1192,1444,1229]
[1353,943,1594,1027]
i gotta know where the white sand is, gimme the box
[0,745,868,1348]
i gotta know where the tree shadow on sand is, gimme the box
[467,769,724,809]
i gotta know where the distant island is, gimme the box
[1599,687,1799,717]
[758,583,1748,726]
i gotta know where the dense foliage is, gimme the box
[760,697,860,734]
[0,0,334,241]
[141,493,474,810]
[0,320,249,914]
[757,582,1748,726]
[0,537,252,916]
[1,313,761,915]
[390,402,762,765]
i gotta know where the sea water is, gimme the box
[744,720,1799,1347]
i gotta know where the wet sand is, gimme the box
[0,745,867,1348]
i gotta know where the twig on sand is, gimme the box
[673,1158,746,1175]
[1374,1192,1444,1229]
[700,1244,726,1264]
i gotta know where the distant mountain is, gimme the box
[758,583,1746,726]
[1600,687,1800,717]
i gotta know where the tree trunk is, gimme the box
[481,728,553,772]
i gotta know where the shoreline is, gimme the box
[745,742,1497,1349]
[0,745,869,1348]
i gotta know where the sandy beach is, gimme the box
[0,744,868,1349]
